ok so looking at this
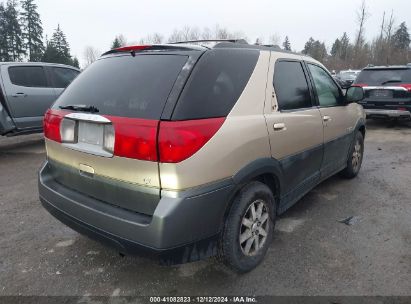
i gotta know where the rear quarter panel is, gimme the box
[159,51,272,190]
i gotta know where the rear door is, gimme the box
[1,64,55,129]
[265,57,324,199]
[306,63,357,178]
[47,66,80,96]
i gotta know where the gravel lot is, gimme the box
[0,120,410,297]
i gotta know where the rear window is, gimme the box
[339,72,357,80]
[8,66,48,87]
[53,54,188,119]
[355,68,411,86]
[172,49,259,120]
[51,67,79,88]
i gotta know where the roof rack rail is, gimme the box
[170,39,248,45]
[262,44,282,50]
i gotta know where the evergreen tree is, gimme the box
[0,3,10,61]
[111,37,121,49]
[331,38,341,57]
[111,35,126,49]
[42,39,58,63]
[392,22,410,50]
[282,36,291,51]
[302,37,315,55]
[20,0,44,61]
[72,56,79,68]
[4,0,25,61]
[302,37,327,62]
[339,32,351,61]
[42,24,73,65]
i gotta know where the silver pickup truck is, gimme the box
[0,62,80,136]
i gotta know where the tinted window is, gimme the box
[51,68,79,88]
[355,69,411,86]
[172,49,259,120]
[8,66,48,87]
[273,61,312,110]
[339,71,358,81]
[308,64,342,107]
[54,55,188,119]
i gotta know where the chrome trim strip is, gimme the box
[365,109,411,117]
[65,113,111,123]
[363,86,407,91]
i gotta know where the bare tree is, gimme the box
[269,33,281,46]
[83,46,100,67]
[379,11,386,40]
[168,29,183,43]
[139,33,164,44]
[180,26,199,41]
[355,0,370,49]
[201,27,212,40]
[214,24,231,39]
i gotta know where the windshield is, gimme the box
[53,54,188,119]
[355,68,411,86]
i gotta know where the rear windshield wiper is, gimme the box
[59,104,99,113]
[381,79,402,85]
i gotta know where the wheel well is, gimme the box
[222,173,281,225]
[223,173,280,220]
[358,125,366,138]
[253,173,280,200]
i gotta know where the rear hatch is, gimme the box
[354,68,411,110]
[43,50,196,215]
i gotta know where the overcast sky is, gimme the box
[35,0,410,66]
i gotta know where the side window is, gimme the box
[172,49,259,120]
[308,64,342,107]
[51,68,80,88]
[273,61,312,110]
[8,66,48,88]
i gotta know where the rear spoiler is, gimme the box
[102,44,206,56]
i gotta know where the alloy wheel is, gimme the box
[239,199,269,256]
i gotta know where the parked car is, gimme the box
[0,62,80,136]
[336,69,361,89]
[353,65,411,120]
[38,41,366,272]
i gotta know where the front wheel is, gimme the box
[341,131,364,178]
[220,181,276,273]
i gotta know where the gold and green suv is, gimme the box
[38,41,366,272]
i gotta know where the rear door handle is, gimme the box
[323,115,332,122]
[273,123,286,131]
[12,93,27,98]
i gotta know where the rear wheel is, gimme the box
[341,131,364,178]
[220,181,276,273]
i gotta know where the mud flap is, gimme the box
[0,102,16,135]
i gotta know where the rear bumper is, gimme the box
[38,162,234,264]
[365,109,411,119]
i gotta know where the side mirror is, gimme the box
[346,86,364,103]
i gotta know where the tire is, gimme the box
[220,181,276,273]
[341,131,364,178]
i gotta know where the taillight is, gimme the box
[399,84,411,92]
[158,118,225,163]
[43,109,67,142]
[352,83,367,88]
[106,116,158,161]
[114,45,151,52]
